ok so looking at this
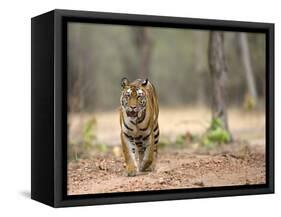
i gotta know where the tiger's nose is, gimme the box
[130,106,137,110]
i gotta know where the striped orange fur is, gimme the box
[120,78,159,176]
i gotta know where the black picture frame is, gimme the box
[31,9,274,207]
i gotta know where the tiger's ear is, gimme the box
[142,78,148,86]
[121,77,129,89]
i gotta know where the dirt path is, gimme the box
[67,148,265,195]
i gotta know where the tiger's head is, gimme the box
[120,78,148,120]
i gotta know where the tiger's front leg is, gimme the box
[139,134,155,172]
[121,132,138,177]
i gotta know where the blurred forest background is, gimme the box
[67,22,266,161]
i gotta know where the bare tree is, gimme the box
[68,25,98,112]
[132,27,152,79]
[118,42,138,80]
[238,33,258,103]
[194,31,207,106]
[68,24,84,112]
[208,31,231,137]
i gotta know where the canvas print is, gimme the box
[67,22,266,195]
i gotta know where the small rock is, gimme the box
[194,181,205,187]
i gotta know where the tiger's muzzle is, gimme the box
[126,106,139,118]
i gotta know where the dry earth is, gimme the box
[68,107,265,195]
[67,147,265,195]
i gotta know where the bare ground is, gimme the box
[67,146,265,195]
[68,108,265,195]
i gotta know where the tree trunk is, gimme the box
[119,42,138,80]
[194,31,207,106]
[208,31,231,136]
[238,33,258,103]
[132,27,152,79]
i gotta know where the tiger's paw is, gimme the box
[126,164,138,177]
[140,167,153,172]
[140,160,153,172]
[127,170,137,177]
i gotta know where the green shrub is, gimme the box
[201,118,231,148]
[96,143,108,153]
[82,117,97,151]
[175,134,185,147]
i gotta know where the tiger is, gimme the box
[120,77,159,177]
